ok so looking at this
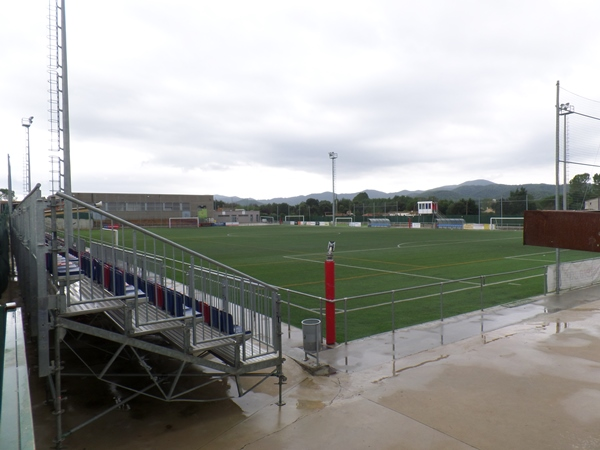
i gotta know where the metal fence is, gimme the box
[281,265,548,344]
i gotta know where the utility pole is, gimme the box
[329,152,338,226]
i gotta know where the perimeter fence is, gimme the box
[281,265,548,344]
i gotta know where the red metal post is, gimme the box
[325,257,336,345]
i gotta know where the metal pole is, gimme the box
[26,124,31,192]
[329,152,338,226]
[563,113,568,210]
[555,81,561,293]
[344,298,348,345]
[7,155,12,217]
[440,282,444,322]
[61,0,73,250]
[480,275,484,311]
[555,80,560,211]
[53,315,64,448]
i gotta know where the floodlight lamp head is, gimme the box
[559,103,575,115]
[21,116,33,127]
[329,152,338,160]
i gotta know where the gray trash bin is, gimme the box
[302,318,321,352]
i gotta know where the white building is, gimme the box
[584,198,600,211]
[216,209,260,225]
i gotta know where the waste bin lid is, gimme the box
[301,318,321,326]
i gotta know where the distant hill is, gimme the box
[215,180,556,206]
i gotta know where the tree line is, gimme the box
[216,186,559,219]
[568,173,600,210]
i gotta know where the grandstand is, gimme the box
[10,188,284,446]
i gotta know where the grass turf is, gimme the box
[131,225,590,340]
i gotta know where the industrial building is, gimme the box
[72,192,214,226]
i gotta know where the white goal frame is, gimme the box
[168,217,200,228]
[335,217,353,225]
[489,217,523,230]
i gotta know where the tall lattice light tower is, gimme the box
[48,0,73,245]
[329,152,338,226]
[21,116,33,194]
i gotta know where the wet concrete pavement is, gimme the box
[29,286,600,449]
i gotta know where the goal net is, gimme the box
[489,217,523,230]
[168,217,200,228]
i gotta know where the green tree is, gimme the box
[337,198,352,215]
[0,189,16,201]
[352,192,370,203]
[569,173,591,210]
[502,187,533,215]
[536,195,557,210]
[391,195,412,212]
[446,198,478,215]
[319,200,332,217]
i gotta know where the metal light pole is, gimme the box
[554,81,562,294]
[559,102,574,210]
[329,152,338,226]
[21,116,33,194]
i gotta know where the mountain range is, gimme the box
[215,179,557,206]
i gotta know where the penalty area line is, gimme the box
[283,254,464,284]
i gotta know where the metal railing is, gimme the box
[11,187,282,372]
[58,192,280,360]
[281,265,548,344]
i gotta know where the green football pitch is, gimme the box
[144,225,591,340]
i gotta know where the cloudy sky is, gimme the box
[3,0,600,201]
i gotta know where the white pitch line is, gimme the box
[283,254,474,284]
[288,236,521,259]
[505,250,559,264]
[506,257,552,263]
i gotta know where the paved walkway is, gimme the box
[29,286,600,449]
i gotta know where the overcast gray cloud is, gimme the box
[3,0,600,200]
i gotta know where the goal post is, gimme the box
[284,215,304,223]
[168,217,200,228]
[489,217,523,230]
[335,217,354,226]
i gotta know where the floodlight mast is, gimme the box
[21,116,33,194]
[329,152,338,226]
[558,102,574,211]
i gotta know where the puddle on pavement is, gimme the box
[296,399,325,410]
[538,321,569,334]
